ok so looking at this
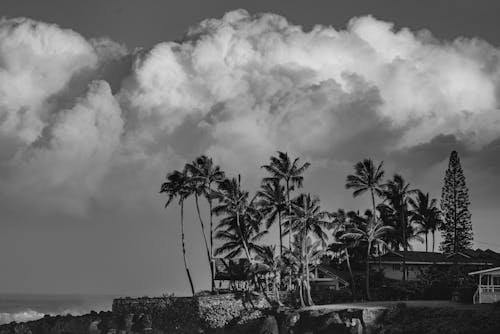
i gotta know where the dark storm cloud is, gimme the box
[390,134,468,171]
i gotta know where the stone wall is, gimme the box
[112,293,273,333]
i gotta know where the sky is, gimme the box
[0,0,500,296]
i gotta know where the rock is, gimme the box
[89,320,100,334]
[294,309,350,333]
[258,316,279,334]
[276,308,300,334]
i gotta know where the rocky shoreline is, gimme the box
[6,295,500,334]
[0,293,387,334]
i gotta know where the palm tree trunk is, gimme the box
[305,247,314,306]
[194,194,213,289]
[402,203,407,282]
[181,200,195,296]
[278,211,283,258]
[274,271,283,306]
[287,180,291,250]
[237,211,252,262]
[370,189,377,223]
[345,248,356,297]
[425,233,428,252]
[286,180,292,290]
[297,225,307,307]
[432,231,435,253]
[298,278,305,308]
[366,241,372,301]
[209,195,215,291]
[302,225,314,306]
[378,244,382,270]
[275,280,281,305]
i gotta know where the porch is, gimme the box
[468,267,500,304]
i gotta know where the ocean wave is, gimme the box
[0,309,45,325]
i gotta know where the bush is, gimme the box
[379,305,500,334]
[311,287,353,304]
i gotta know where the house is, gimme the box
[369,249,499,281]
[213,257,271,291]
[468,267,500,304]
[213,257,350,292]
[309,265,350,292]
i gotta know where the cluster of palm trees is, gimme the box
[160,153,442,305]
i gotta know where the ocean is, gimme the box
[0,294,115,325]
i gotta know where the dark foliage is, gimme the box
[379,304,500,334]
[440,150,473,253]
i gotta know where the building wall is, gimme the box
[374,263,426,281]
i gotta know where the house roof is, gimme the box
[313,265,350,285]
[213,258,270,281]
[468,267,500,276]
[372,249,498,265]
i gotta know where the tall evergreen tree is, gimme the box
[439,150,473,253]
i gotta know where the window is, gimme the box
[392,264,400,271]
[494,276,500,285]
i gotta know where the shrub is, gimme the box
[311,287,353,304]
[379,305,500,334]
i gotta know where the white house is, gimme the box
[468,267,500,304]
[309,265,350,292]
[369,249,498,281]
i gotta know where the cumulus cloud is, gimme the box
[1,10,500,217]
[6,81,123,214]
[120,10,500,164]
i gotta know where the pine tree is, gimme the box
[439,150,473,253]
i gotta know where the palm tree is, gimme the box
[281,243,302,305]
[214,213,267,259]
[382,174,418,281]
[160,169,195,296]
[408,191,442,252]
[262,152,310,252]
[212,176,262,263]
[281,235,321,308]
[186,155,225,290]
[256,180,286,257]
[345,159,385,223]
[287,193,329,306]
[341,211,393,300]
[255,245,284,304]
[329,209,356,296]
[378,203,424,254]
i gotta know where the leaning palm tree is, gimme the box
[214,213,267,260]
[256,180,286,257]
[212,176,262,263]
[261,152,310,252]
[345,159,385,223]
[408,191,442,252]
[382,174,418,281]
[287,193,329,306]
[160,169,195,296]
[341,211,393,301]
[186,155,225,290]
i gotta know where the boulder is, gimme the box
[258,316,279,334]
